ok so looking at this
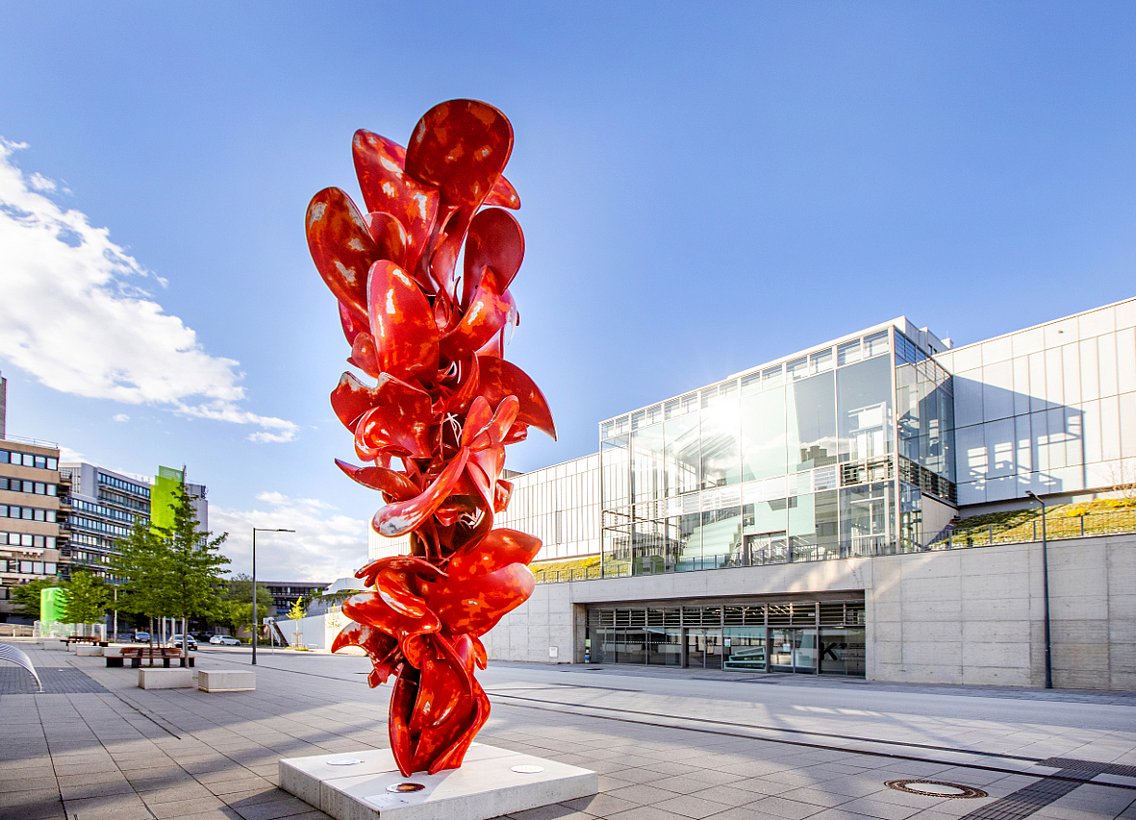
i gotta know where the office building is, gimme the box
[468,297,1136,690]
[60,463,209,580]
[0,437,66,621]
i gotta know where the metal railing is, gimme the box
[927,507,1136,550]
[532,508,1136,584]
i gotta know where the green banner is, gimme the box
[151,465,185,531]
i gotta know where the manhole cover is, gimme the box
[885,780,988,799]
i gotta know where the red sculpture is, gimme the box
[307,100,555,777]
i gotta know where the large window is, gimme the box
[741,383,787,481]
[788,371,837,471]
[837,355,893,462]
[600,326,957,576]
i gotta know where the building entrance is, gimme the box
[769,628,817,673]
[586,596,865,677]
[684,628,722,669]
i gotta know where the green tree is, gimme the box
[10,578,59,620]
[287,596,306,621]
[112,521,167,641]
[10,579,46,620]
[162,484,230,657]
[62,570,110,627]
[220,574,273,636]
[112,483,230,655]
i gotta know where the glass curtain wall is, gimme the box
[602,327,957,576]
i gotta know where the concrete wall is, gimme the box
[489,534,1136,690]
[481,582,575,663]
[870,534,1136,690]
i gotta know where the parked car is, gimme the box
[209,634,241,646]
[132,631,150,642]
[168,634,198,650]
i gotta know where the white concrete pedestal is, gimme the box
[75,645,104,656]
[198,669,255,692]
[280,744,597,820]
[138,668,194,689]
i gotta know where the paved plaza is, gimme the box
[1,641,1135,820]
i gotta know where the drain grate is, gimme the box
[886,780,988,799]
[0,666,107,694]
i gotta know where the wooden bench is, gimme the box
[65,636,109,647]
[119,647,195,668]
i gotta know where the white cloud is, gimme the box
[210,492,369,583]
[113,413,130,423]
[0,139,299,444]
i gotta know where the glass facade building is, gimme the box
[600,321,956,578]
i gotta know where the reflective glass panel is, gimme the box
[840,481,892,557]
[741,385,788,480]
[700,398,741,489]
[723,627,766,671]
[837,356,894,462]
[631,421,665,504]
[699,505,742,570]
[664,412,700,496]
[787,372,837,471]
[601,434,630,508]
[671,513,703,572]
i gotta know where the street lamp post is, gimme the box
[1026,491,1052,689]
[251,527,294,666]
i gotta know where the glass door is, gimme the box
[684,628,723,669]
[769,628,818,673]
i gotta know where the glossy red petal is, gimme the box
[330,372,378,430]
[353,130,439,269]
[429,564,535,637]
[447,528,542,578]
[342,591,440,642]
[475,356,556,440]
[462,208,524,308]
[365,211,410,270]
[389,670,417,777]
[352,374,436,460]
[439,282,513,367]
[367,260,440,381]
[373,448,470,537]
[485,174,520,209]
[307,188,375,322]
[348,332,381,377]
[460,397,493,447]
[405,100,513,207]
[339,301,369,346]
[493,478,513,513]
[336,459,419,501]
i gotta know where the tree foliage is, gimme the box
[287,596,306,621]
[112,483,230,625]
[10,578,58,619]
[219,573,273,634]
[62,570,109,625]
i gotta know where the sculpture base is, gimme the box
[279,744,597,820]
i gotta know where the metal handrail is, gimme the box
[531,508,1136,584]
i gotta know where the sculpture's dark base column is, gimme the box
[280,744,597,819]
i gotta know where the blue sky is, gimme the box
[2,3,1134,581]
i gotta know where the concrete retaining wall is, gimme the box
[489,534,1136,690]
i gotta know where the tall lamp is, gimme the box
[251,527,294,666]
[1025,491,1052,689]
